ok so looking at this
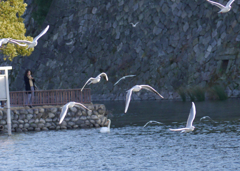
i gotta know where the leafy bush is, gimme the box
[178,86,205,101]
[0,0,33,60]
[177,87,186,102]
[192,86,205,101]
[212,85,228,101]
[187,88,195,101]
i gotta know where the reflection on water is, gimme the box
[0,99,239,170]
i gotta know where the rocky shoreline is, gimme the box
[0,103,108,133]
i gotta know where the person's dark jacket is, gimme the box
[24,75,35,93]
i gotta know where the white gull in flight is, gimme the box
[200,116,217,123]
[11,25,49,49]
[81,72,108,91]
[114,75,136,86]
[143,120,162,128]
[0,38,27,47]
[125,85,164,113]
[130,22,139,27]
[206,0,235,13]
[169,102,196,133]
[59,101,90,124]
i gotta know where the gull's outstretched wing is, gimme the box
[0,38,26,47]
[125,75,136,77]
[186,102,196,128]
[10,39,32,45]
[0,39,6,46]
[134,22,139,26]
[11,39,32,45]
[114,77,123,86]
[124,88,133,113]
[130,22,139,27]
[169,128,189,131]
[9,40,27,46]
[33,25,49,42]
[74,102,91,111]
[143,120,162,127]
[200,116,210,121]
[81,77,94,91]
[114,75,136,86]
[206,0,225,9]
[98,72,108,81]
[200,116,217,123]
[141,85,164,98]
[0,38,9,46]
[226,0,235,6]
[59,103,70,124]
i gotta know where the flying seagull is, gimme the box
[169,102,196,133]
[114,75,136,86]
[100,119,111,133]
[206,0,235,13]
[81,72,108,91]
[0,38,27,47]
[143,120,162,128]
[59,101,90,124]
[130,22,139,27]
[11,25,49,49]
[200,116,217,123]
[125,85,164,113]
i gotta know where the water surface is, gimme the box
[0,100,239,170]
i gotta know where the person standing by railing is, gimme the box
[24,69,35,108]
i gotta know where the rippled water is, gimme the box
[0,100,240,170]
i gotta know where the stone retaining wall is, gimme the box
[1,0,240,100]
[0,103,108,133]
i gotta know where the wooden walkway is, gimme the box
[9,88,91,106]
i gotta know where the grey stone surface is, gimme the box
[0,120,6,125]
[0,0,239,101]
[0,103,107,132]
[48,113,55,118]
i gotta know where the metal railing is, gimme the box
[9,88,91,106]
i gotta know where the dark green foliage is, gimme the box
[212,85,228,101]
[178,86,205,101]
[192,86,205,101]
[32,0,53,26]
[177,87,186,102]
[187,89,195,101]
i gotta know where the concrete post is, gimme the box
[0,66,12,135]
